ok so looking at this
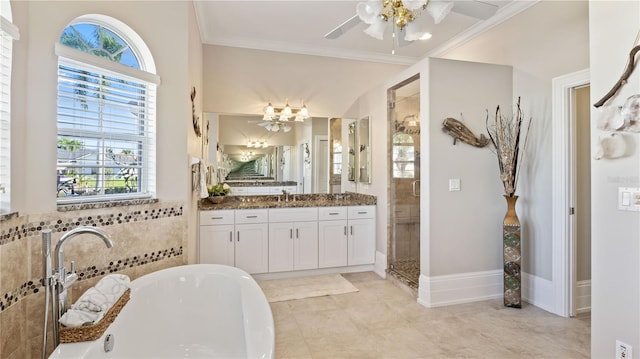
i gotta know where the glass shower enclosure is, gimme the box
[387,75,421,288]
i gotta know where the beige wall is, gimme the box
[1,1,202,357]
[437,0,590,280]
[589,1,640,357]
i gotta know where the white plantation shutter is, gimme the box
[0,15,18,212]
[56,56,157,203]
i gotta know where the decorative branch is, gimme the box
[593,45,640,108]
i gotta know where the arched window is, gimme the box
[55,15,159,203]
[0,0,19,212]
[392,132,415,178]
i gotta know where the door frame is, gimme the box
[551,68,590,317]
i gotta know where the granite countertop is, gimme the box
[199,192,376,210]
[225,181,298,187]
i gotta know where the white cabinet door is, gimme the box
[236,223,269,274]
[294,221,318,271]
[348,218,376,265]
[199,224,234,266]
[269,222,294,272]
[318,220,348,268]
[269,221,318,272]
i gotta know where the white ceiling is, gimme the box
[193,0,539,65]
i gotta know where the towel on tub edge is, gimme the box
[61,274,131,327]
[71,274,130,313]
[59,309,106,327]
[94,274,131,304]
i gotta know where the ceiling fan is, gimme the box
[325,0,499,44]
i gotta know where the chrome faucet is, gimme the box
[282,189,290,202]
[44,226,114,347]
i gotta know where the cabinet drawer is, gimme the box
[199,210,235,226]
[318,207,348,221]
[235,209,269,224]
[269,207,317,223]
[348,206,375,219]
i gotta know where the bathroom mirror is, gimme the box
[347,121,356,182]
[357,116,371,183]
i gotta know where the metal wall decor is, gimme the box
[441,117,489,147]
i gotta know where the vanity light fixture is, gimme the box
[247,140,269,148]
[262,100,311,123]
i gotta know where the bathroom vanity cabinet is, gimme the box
[198,209,269,274]
[198,205,375,275]
[318,206,376,268]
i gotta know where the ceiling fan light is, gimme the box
[356,0,383,25]
[426,1,453,24]
[404,22,432,41]
[364,17,386,40]
[401,0,428,11]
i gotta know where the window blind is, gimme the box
[0,15,18,212]
[56,57,156,203]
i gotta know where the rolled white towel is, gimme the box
[94,274,130,304]
[71,287,110,313]
[59,308,105,327]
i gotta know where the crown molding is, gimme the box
[424,0,540,58]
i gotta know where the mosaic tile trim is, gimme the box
[0,246,183,313]
[0,205,183,247]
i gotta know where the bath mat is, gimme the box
[258,274,359,302]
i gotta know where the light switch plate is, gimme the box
[618,187,640,212]
[449,179,461,192]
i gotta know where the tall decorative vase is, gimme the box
[503,195,521,308]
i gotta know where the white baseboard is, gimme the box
[575,280,591,314]
[521,272,554,313]
[417,270,502,308]
[373,251,387,279]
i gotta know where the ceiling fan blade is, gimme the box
[325,14,361,39]
[451,0,499,20]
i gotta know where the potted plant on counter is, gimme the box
[207,183,231,204]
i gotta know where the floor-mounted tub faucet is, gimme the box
[41,226,114,350]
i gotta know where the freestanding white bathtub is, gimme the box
[49,264,274,359]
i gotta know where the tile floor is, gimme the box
[271,272,590,359]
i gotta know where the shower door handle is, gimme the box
[412,180,420,197]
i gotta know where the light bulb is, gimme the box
[265,102,275,116]
[247,141,253,147]
[282,102,292,117]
